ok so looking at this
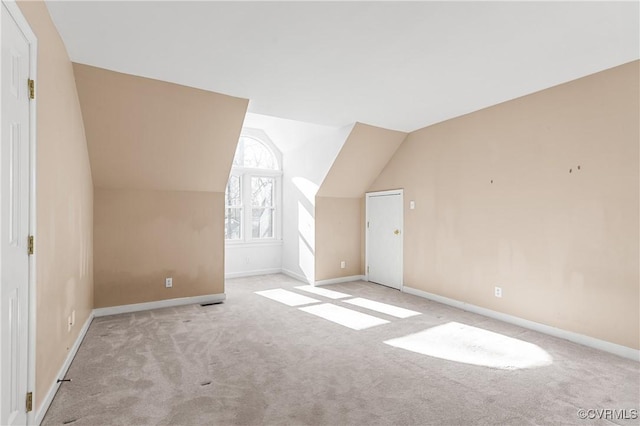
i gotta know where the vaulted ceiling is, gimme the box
[47,1,639,132]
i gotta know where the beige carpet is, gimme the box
[42,274,639,425]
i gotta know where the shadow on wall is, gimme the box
[293,177,318,282]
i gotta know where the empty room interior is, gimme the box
[1,1,639,425]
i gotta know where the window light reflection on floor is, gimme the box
[255,289,320,307]
[384,322,553,370]
[344,297,421,318]
[300,303,390,330]
[295,285,351,299]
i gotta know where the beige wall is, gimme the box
[73,64,247,192]
[317,123,406,198]
[370,61,639,349]
[315,123,406,281]
[315,197,363,281]
[94,189,223,307]
[17,1,94,411]
[74,64,248,307]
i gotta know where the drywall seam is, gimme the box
[315,275,365,287]
[403,286,639,361]
[93,293,225,317]
[35,312,94,425]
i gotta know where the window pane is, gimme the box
[241,137,277,169]
[251,176,274,207]
[252,208,273,239]
[225,208,242,240]
[225,175,241,206]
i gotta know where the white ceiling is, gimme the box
[46,1,639,132]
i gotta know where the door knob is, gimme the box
[394,229,401,235]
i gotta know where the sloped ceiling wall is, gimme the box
[73,64,248,307]
[316,123,407,280]
[73,63,246,192]
[317,123,407,198]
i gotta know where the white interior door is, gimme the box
[366,190,403,290]
[1,3,31,425]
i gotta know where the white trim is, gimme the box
[314,275,365,287]
[403,286,640,362]
[225,240,283,249]
[365,189,404,198]
[281,268,312,284]
[226,127,283,244]
[34,312,93,426]
[226,172,283,243]
[2,2,38,424]
[238,128,283,171]
[365,189,404,291]
[229,167,282,177]
[93,293,226,317]
[225,268,282,279]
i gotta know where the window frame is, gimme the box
[224,174,243,241]
[225,129,283,245]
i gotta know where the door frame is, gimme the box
[1,1,37,424]
[365,189,403,291]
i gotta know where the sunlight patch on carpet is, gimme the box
[255,289,320,306]
[384,322,553,370]
[344,298,421,318]
[299,303,389,330]
[295,285,351,299]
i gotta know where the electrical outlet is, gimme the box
[340,261,346,269]
[495,286,502,298]
[165,277,173,288]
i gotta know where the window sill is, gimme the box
[225,240,283,249]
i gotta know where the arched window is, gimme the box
[233,136,279,170]
[225,130,282,242]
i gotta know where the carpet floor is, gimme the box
[42,274,639,425]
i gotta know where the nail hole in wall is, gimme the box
[569,169,572,173]
[577,165,581,170]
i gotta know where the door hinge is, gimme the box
[28,79,35,100]
[28,235,34,255]
[26,392,33,412]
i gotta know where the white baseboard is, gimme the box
[315,275,365,287]
[93,293,226,317]
[281,268,312,284]
[403,286,639,362]
[35,311,94,425]
[225,268,282,279]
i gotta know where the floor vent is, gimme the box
[200,301,223,307]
